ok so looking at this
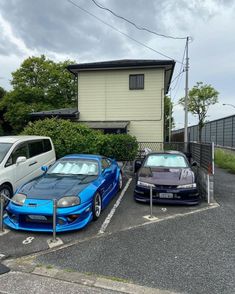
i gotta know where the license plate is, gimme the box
[159,193,173,199]
[28,215,47,221]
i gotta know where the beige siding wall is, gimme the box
[78,68,164,141]
[128,121,163,142]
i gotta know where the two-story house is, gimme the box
[67,59,175,142]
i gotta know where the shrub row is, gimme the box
[215,148,235,174]
[22,118,138,161]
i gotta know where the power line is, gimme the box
[170,41,187,93]
[67,0,183,63]
[90,0,187,40]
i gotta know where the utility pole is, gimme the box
[184,36,189,146]
[169,101,172,143]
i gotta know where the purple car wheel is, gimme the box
[93,193,102,221]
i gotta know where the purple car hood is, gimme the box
[138,167,194,186]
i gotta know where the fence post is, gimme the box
[207,174,210,204]
[52,199,57,242]
[0,194,4,233]
[150,186,153,218]
[212,142,215,175]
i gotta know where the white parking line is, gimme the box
[98,178,132,234]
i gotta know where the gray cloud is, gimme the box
[0,0,235,125]
[0,0,233,60]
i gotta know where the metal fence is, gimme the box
[137,141,214,174]
[172,114,235,148]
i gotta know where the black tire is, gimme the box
[0,184,13,207]
[118,172,123,191]
[92,192,102,221]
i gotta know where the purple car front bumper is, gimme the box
[134,186,200,205]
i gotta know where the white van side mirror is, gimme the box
[16,156,27,165]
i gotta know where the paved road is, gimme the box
[36,168,235,294]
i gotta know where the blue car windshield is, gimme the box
[144,154,188,168]
[47,159,99,175]
[0,143,13,164]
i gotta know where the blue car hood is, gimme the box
[19,174,98,200]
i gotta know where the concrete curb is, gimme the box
[3,258,178,294]
[32,266,178,294]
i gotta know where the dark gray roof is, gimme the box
[68,59,175,72]
[80,121,129,129]
[30,108,79,119]
[67,59,175,94]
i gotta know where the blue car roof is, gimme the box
[62,154,103,160]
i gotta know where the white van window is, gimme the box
[29,141,44,157]
[6,144,28,167]
[0,143,13,163]
[43,139,52,152]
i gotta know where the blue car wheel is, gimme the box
[118,172,123,191]
[93,192,102,221]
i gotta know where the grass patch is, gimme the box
[215,149,235,173]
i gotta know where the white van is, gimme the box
[0,136,56,202]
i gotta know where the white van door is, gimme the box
[28,139,55,180]
[4,142,32,191]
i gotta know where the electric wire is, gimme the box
[170,41,187,94]
[90,0,187,40]
[67,0,183,63]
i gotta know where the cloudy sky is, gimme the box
[0,0,235,128]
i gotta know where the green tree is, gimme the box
[0,86,6,99]
[0,55,77,132]
[0,86,7,135]
[179,82,219,142]
[164,96,174,141]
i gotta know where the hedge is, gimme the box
[22,118,138,161]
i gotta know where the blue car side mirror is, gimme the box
[41,166,48,172]
[104,168,112,175]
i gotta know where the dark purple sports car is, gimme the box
[134,151,199,205]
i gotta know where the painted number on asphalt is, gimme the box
[22,237,35,245]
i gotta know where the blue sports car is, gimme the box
[4,154,123,232]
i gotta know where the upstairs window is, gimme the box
[129,74,144,90]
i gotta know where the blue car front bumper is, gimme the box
[4,199,93,232]
[134,186,200,205]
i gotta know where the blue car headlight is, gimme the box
[57,196,80,208]
[12,193,26,206]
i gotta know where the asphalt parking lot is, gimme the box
[1,168,234,294]
[0,173,210,261]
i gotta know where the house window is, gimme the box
[129,74,144,90]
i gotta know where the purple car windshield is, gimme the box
[144,154,188,168]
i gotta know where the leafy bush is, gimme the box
[22,118,138,161]
[215,149,235,174]
[100,134,138,161]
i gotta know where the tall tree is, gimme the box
[164,96,174,141]
[0,55,77,132]
[179,82,219,142]
[0,86,8,135]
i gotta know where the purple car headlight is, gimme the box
[12,193,26,206]
[137,180,155,188]
[177,183,197,189]
[57,196,80,208]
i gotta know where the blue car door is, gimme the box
[100,158,116,206]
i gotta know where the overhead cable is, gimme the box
[67,0,183,63]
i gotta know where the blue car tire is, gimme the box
[118,172,123,191]
[93,192,102,221]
